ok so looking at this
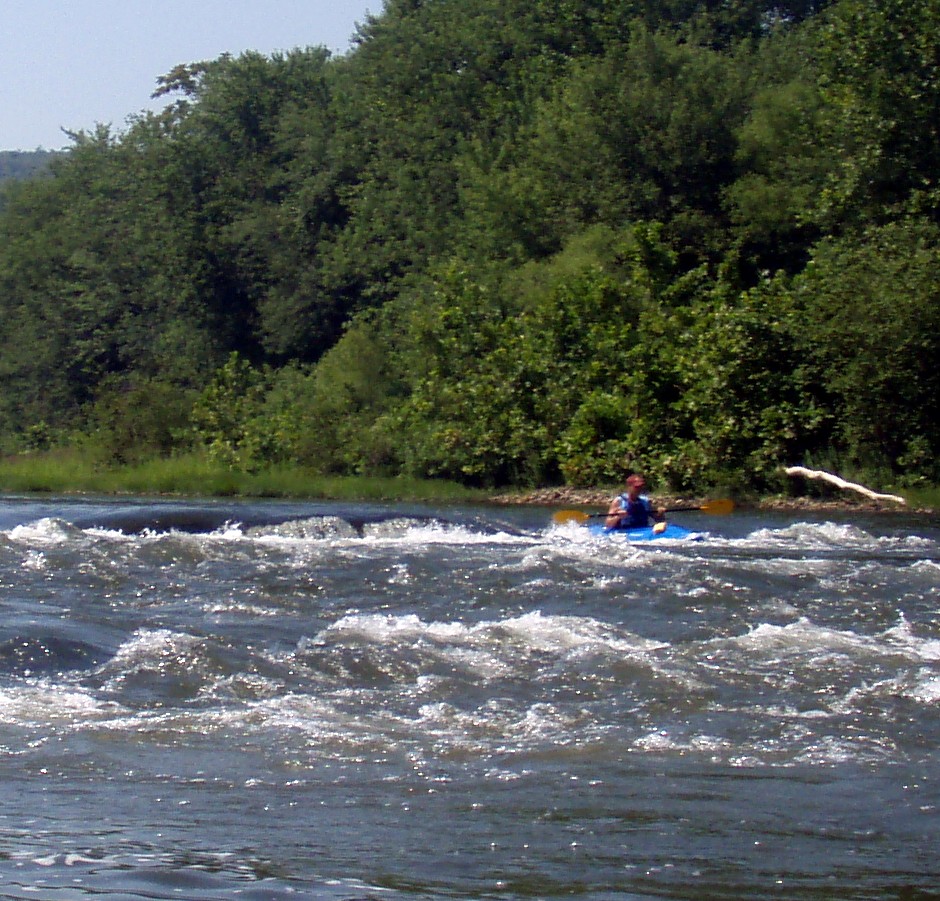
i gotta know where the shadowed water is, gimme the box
[0,496,938,899]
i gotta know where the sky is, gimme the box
[1,0,377,151]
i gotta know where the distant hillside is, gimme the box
[0,150,58,182]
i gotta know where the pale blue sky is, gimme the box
[1,0,377,151]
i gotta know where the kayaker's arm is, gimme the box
[605,499,625,529]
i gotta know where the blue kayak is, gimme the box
[585,522,700,542]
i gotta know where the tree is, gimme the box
[725,23,829,275]
[793,218,940,480]
[814,0,940,228]
[375,226,671,486]
[464,26,753,269]
[156,48,348,363]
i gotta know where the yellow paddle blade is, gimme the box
[664,498,736,515]
[552,509,592,524]
[698,498,735,515]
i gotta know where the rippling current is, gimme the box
[0,495,938,900]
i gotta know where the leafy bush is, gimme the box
[87,378,196,464]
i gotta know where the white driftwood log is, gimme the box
[784,466,906,505]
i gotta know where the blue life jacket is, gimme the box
[612,493,653,529]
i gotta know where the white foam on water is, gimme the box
[246,516,359,542]
[6,517,77,546]
[0,680,119,727]
[745,521,876,547]
[232,692,349,735]
[495,609,666,655]
[106,628,203,670]
[911,673,940,704]
[633,729,732,757]
[727,617,880,657]
[733,520,938,556]
[757,703,833,720]
[94,628,209,697]
[546,520,669,553]
[202,599,283,618]
[406,694,606,757]
[83,525,140,543]
[725,616,933,685]
[21,549,47,571]
[299,609,707,728]
[883,616,940,662]
[792,733,900,766]
[534,524,659,573]
[322,611,467,644]
[151,518,541,563]
[364,521,535,549]
[318,609,666,660]
[187,691,443,757]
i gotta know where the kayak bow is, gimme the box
[583,522,700,542]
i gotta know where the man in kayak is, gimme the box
[605,474,666,532]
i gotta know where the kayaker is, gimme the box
[605,474,666,531]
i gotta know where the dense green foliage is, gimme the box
[1,0,937,494]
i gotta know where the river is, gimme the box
[0,495,938,899]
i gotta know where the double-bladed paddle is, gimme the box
[552,498,735,524]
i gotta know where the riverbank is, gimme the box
[488,486,932,514]
[0,452,485,505]
[1,450,934,513]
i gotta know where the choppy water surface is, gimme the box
[0,496,938,899]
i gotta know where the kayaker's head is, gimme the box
[625,474,646,498]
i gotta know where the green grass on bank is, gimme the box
[2,449,937,512]
[0,451,489,504]
[893,484,940,513]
